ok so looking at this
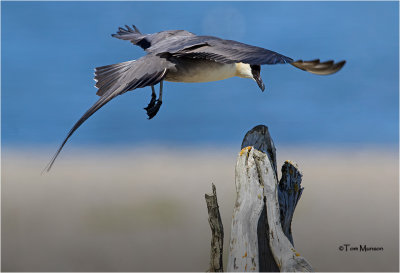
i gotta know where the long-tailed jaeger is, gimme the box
[44,25,346,172]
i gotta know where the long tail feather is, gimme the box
[42,92,120,174]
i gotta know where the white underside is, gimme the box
[165,60,253,83]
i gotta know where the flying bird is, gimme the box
[44,25,346,172]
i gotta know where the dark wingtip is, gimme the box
[132,25,141,34]
[338,60,346,67]
[291,59,346,75]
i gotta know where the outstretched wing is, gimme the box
[163,36,345,74]
[112,26,291,65]
[168,36,294,65]
[44,54,174,172]
[290,59,346,75]
[111,25,152,50]
[112,26,345,74]
[94,54,173,96]
[112,25,196,51]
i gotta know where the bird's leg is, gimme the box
[144,85,157,111]
[145,81,163,119]
[158,81,163,103]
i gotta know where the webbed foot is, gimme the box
[144,93,157,111]
[145,100,162,119]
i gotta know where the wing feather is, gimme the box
[160,36,345,74]
[112,27,345,75]
[290,59,346,75]
[44,55,173,172]
[168,36,293,65]
[112,25,196,51]
[94,55,172,96]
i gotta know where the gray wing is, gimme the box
[94,54,173,96]
[44,54,174,172]
[112,27,345,74]
[112,26,291,65]
[112,25,196,51]
[111,25,150,49]
[165,36,294,65]
[157,36,345,74]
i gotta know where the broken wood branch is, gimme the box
[205,183,224,272]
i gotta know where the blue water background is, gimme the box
[2,1,398,149]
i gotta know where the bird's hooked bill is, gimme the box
[250,65,265,91]
[254,74,265,92]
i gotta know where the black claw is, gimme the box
[146,100,163,120]
[144,94,157,111]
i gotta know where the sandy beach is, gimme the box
[2,146,398,271]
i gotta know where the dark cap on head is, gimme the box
[250,65,265,91]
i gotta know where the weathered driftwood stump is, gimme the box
[205,125,313,272]
[205,183,224,272]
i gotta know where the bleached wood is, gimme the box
[227,125,313,272]
[205,183,224,272]
[227,146,265,272]
[255,149,312,272]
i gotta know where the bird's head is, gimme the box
[235,63,265,92]
[250,65,265,92]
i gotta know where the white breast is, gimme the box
[165,59,237,83]
[165,57,256,84]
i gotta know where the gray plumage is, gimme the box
[43,25,345,172]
